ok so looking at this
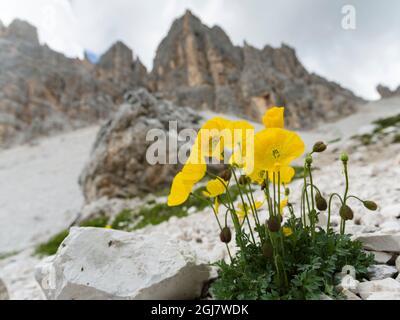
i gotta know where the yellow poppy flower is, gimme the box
[283,227,293,237]
[214,197,220,214]
[203,178,227,198]
[252,128,305,172]
[167,172,193,206]
[262,107,284,128]
[226,120,255,168]
[247,165,295,185]
[236,201,263,221]
[196,117,232,160]
[236,203,249,221]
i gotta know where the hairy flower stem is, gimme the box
[264,172,274,218]
[307,163,316,239]
[209,203,233,262]
[303,164,312,226]
[277,172,281,216]
[327,193,343,232]
[341,162,350,235]
[232,170,256,245]
[247,185,262,228]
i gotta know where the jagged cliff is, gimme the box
[149,10,363,128]
[0,20,148,147]
[0,12,365,147]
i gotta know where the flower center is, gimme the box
[272,149,280,159]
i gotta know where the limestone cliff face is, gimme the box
[150,10,363,128]
[0,20,148,147]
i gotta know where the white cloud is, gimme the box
[0,0,399,100]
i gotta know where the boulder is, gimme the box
[79,88,202,202]
[35,227,210,300]
[357,278,400,300]
[366,292,400,300]
[396,256,400,272]
[341,289,361,300]
[370,251,393,264]
[355,234,400,253]
[367,265,398,281]
[336,275,359,293]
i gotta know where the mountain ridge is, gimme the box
[0,12,364,147]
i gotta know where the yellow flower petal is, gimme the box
[204,178,227,198]
[252,128,305,171]
[262,107,285,128]
[283,227,293,237]
[280,197,288,215]
[167,172,192,206]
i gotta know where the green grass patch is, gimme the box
[34,229,70,257]
[34,217,109,257]
[373,113,400,132]
[112,184,241,232]
[351,114,400,146]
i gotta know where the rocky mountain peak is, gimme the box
[150,11,363,128]
[96,40,148,91]
[1,19,39,44]
[377,84,400,99]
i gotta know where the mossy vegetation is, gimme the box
[112,185,241,231]
[34,185,240,256]
[352,114,400,146]
[35,229,70,257]
[34,217,109,257]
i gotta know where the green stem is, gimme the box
[231,170,256,245]
[327,193,344,232]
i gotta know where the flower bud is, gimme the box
[363,200,378,211]
[315,193,328,211]
[219,169,232,181]
[285,187,290,196]
[239,175,250,185]
[261,181,267,190]
[266,216,281,232]
[305,154,313,166]
[339,205,354,221]
[313,141,327,153]
[219,227,232,243]
[340,152,349,163]
[262,242,273,259]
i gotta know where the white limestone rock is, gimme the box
[396,256,400,272]
[35,227,210,300]
[366,292,400,300]
[341,289,361,300]
[355,234,400,253]
[336,275,359,294]
[367,265,398,281]
[357,278,400,300]
[370,251,393,264]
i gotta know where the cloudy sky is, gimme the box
[0,0,399,100]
